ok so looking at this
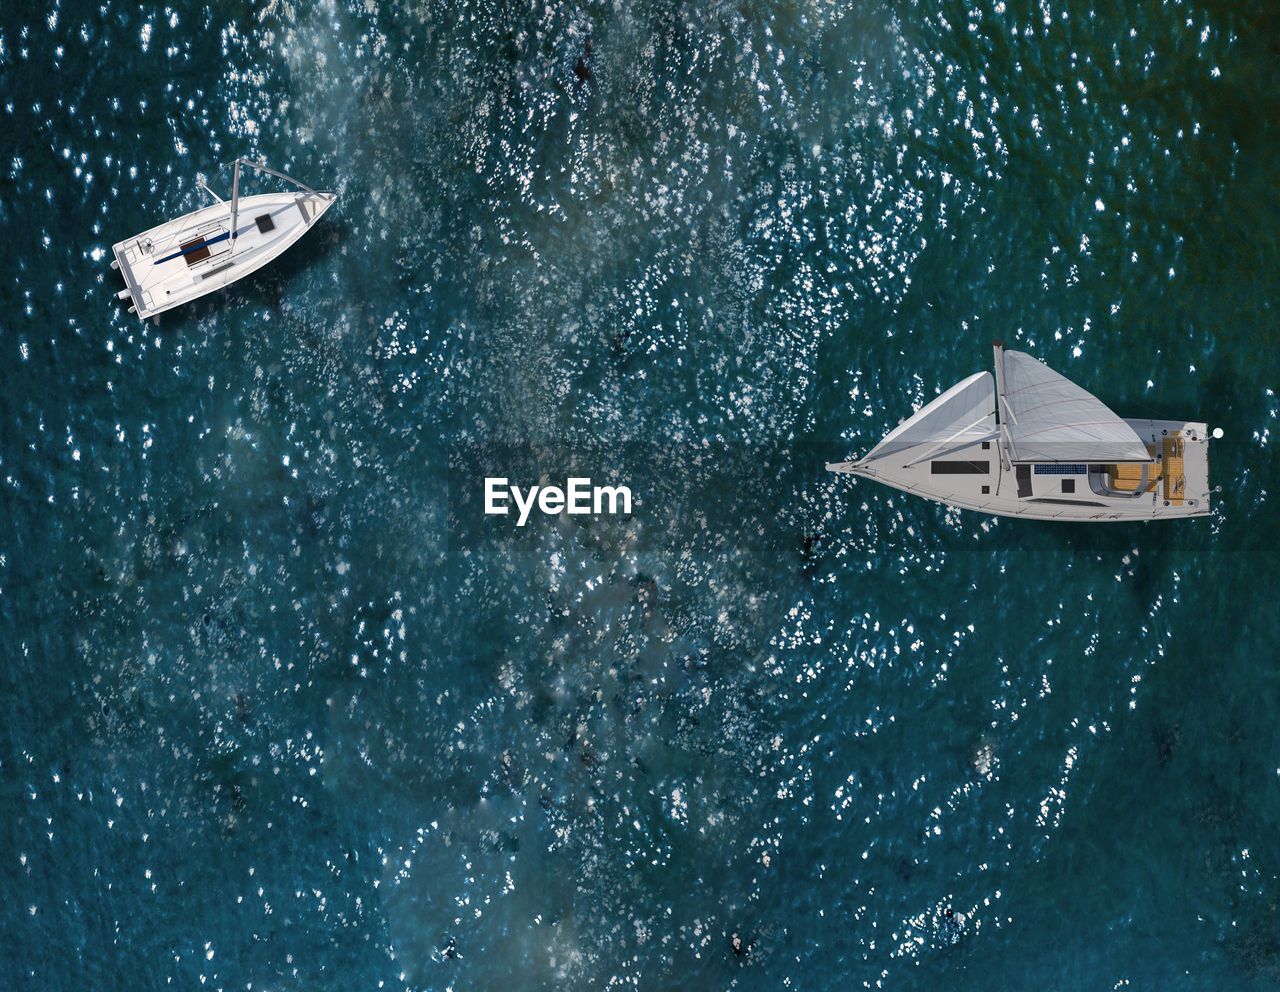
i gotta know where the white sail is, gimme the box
[863,372,996,464]
[999,349,1151,463]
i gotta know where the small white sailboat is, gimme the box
[110,158,336,320]
[828,344,1213,521]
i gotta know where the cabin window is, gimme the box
[255,214,275,233]
[981,485,990,495]
[1061,479,1076,494]
[1016,464,1031,497]
[981,441,990,450]
[181,238,211,266]
[930,461,989,475]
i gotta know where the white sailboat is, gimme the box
[828,344,1213,521]
[110,158,336,320]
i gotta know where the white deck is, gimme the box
[112,189,335,319]
[830,419,1211,522]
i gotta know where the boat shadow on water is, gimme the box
[973,516,1217,556]
[225,216,346,317]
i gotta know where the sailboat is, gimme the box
[827,344,1213,521]
[110,158,336,320]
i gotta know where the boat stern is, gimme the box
[109,240,149,320]
[1118,418,1212,517]
[1172,421,1212,515]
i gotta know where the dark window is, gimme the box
[1031,497,1104,507]
[255,214,275,234]
[981,441,991,450]
[931,461,989,475]
[981,485,990,495]
[181,238,211,266]
[1016,464,1032,497]
[1061,479,1076,494]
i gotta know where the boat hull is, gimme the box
[112,190,335,319]
[829,419,1212,522]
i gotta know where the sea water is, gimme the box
[2,1,1278,989]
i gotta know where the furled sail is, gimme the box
[999,349,1151,463]
[862,372,996,465]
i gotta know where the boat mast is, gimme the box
[991,341,1014,494]
[991,341,1019,465]
[229,158,243,247]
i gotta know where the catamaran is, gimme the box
[110,158,336,320]
[827,343,1213,521]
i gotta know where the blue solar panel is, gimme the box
[1033,464,1087,475]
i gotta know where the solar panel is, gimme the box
[1033,463,1086,475]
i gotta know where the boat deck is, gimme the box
[1109,446,1159,494]
[831,419,1211,521]
[112,190,335,319]
[1162,432,1186,505]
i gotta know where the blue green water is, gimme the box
[3,0,1279,988]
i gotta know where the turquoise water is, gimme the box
[3,0,1279,988]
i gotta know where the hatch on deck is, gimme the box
[182,238,212,266]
